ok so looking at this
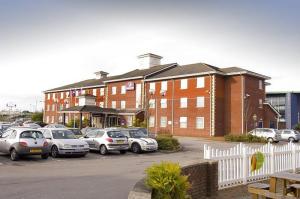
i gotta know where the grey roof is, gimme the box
[45,78,106,93]
[103,63,177,82]
[60,105,118,114]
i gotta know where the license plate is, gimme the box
[30,149,42,153]
[117,140,124,144]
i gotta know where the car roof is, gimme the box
[9,127,42,132]
[41,128,70,130]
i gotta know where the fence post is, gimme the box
[204,144,210,159]
[292,143,296,173]
[270,144,274,174]
[242,147,248,184]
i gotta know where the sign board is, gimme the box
[126,82,135,91]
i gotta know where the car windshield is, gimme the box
[107,131,126,138]
[69,129,81,135]
[20,131,44,139]
[2,125,11,131]
[129,130,148,138]
[52,130,76,139]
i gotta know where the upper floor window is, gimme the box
[161,81,168,91]
[149,82,156,92]
[100,88,105,96]
[196,97,205,108]
[52,104,55,111]
[121,85,126,94]
[60,92,64,99]
[121,101,126,109]
[47,104,50,111]
[149,116,155,127]
[196,117,205,129]
[52,93,56,100]
[93,89,97,96]
[259,80,263,90]
[160,117,167,127]
[99,102,104,108]
[112,101,116,108]
[47,94,51,100]
[160,99,167,108]
[180,79,188,89]
[180,98,188,108]
[112,87,117,95]
[197,77,205,88]
[66,91,70,98]
[149,99,155,109]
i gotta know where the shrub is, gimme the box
[145,161,190,199]
[156,136,180,151]
[294,123,300,131]
[31,112,43,122]
[224,134,266,143]
[157,128,172,137]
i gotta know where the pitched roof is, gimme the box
[45,78,105,93]
[60,105,118,114]
[220,67,270,79]
[103,63,177,82]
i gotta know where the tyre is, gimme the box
[41,153,49,159]
[120,150,127,154]
[100,145,108,155]
[10,149,19,161]
[51,146,59,158]
[267,138,274,143]
[288,137,295,142]
[131,143,142,154]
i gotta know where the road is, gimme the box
[0,137,256,199]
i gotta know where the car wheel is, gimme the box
[288,137,295,142]
[10,149,19,161]
[120,150,127,154]
[267,138,274,143]
[100,145,108,155]
[51,146,59,158]
[41,153,49,159]
[131,143,141,154]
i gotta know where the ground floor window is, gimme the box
[149,116,155,127]
[160,116,167,127]
[196,117,204,129]
[126,116,133,126]
[46,116,49,123]
[180,117,187,128]
[51,116,54,123]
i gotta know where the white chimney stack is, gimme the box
[95,71,109,79]
[138,53,163,68]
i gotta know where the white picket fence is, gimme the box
[204,142,300,189]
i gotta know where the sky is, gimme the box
[0,0,299,111]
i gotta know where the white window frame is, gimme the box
[259,99,263,108]
[99,102,104,108]
[121,85,126,94]
[112,101,116,108]
[112,87,117,95]
[149,99,155,109]
[160,99,167,108]
[180,98,188,108]
[100,88,105,96]
[259,80,263,90]
[197,77,205,88]
[47,104,50,111]
[52,104,55,111]
[196,96,205,108]
[161,81,168,91]
[160,117,167,127]
[121,101,126,109]
[81,90,85,95]
[149,82,156,92]
[51,116,54,123]
[47,94,51,100]
[93,89,97,96]
[46,116,50,123]
[60,92,64,99]
[149,116,155,127]
[180,79,188,89]
[196,117,205,129]
[180,117,187,128]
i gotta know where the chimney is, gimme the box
[95,71,109,79]
[138,53,163,68]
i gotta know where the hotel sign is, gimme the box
[126,82,135,91]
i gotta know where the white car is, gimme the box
[249,128,281,143]
[80,129,129,155]
[119,128,158,153]
[40,128,89,158]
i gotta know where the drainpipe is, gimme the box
[209,74,212,136]
[171,79,175,135]
[241,73,245,134]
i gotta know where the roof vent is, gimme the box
[95,71,109,79]
[138,53,162,68]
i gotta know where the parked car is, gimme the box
[249,128,281,143]
[278,129,300,142]
[23,123,41,129]
[119,128,158,153]
[0,127,49,161]
[0,123,12,133]
[80,129,129,155]
[81,127,99,135]
[68,128,83,138]
[40,128,89,158]
[44,124,66,128]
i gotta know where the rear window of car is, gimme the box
[69,129,82,135]
[20,131,44,139]
[107,131,126,138]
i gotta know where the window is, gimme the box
[66,91,70,98]
[47,104,50,111]
[259,80,263,90]
[65,116,69,123]
[93,89,97,96]
[121,85,126,94]
[161,81,167,91]
[180,79,188,89]
[52,93,56,99]
[180,117,187,128]
[259,99,263,108]
[149,82,156,92]
[149,116,155,127]
[99,102,104,108]
[51,116,54,123]
[180,98,188,108]
[160,99,167,108]
[52,104,55,111]
[160,117,167,127]
[197,77,205,88]
[46,116,50,123]
[149,99,155,108]
[60,92,64,99]
[121,101,126,109]
[196,117,205,129]
[196,97,205,108]
[112,87,117,95]
[112,101,116,108]
[47,93,51,100]
[75,90,79,96]
[81,90,85,95]
[59,104,64,111]
[100,88,105,96]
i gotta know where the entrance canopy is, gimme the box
[59,105,118,114]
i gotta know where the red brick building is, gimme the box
[43,53,280,137]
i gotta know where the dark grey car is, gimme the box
[0,127,49,161]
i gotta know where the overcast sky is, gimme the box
[0,0,299,111]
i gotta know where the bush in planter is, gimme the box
[145,161,191,199]
[156,136,180,151]
[224,134,266,143]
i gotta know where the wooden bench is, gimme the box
[248,184,297,199]
[290,184,300,197]
[248,183,270,199]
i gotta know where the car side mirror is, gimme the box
[84,135,89,138]
[45,137,52,140]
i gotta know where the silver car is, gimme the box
[80,129,129,155]
[40,128,89,158]
[0,127,49,161]
[44,124,66,128]
[278,129,300,142]
[249,128,281,143]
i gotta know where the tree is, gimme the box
[31,112,43,122]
